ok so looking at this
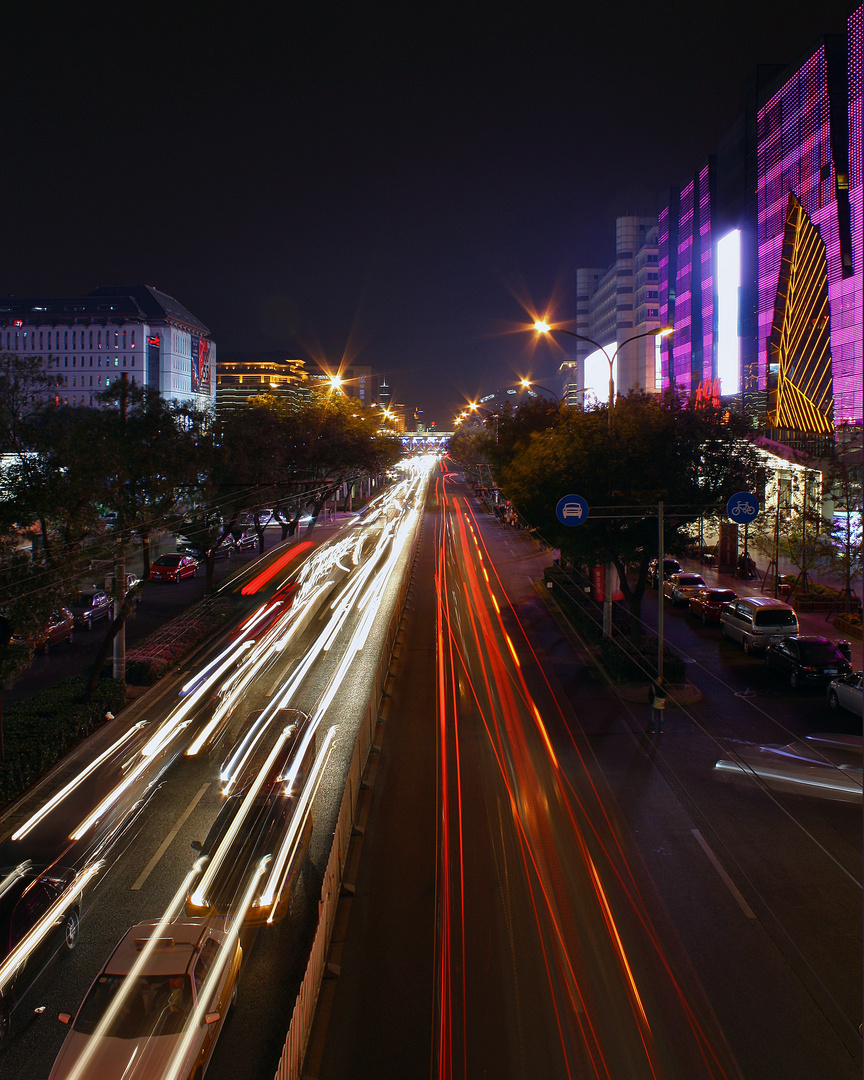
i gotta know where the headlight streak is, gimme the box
[0,862,31,897]
[162,863,266,1080]
[259,728,337,916]
[0,862,102,993]
[191,726,294,910]
[180,634,257,695]
[12,723,148,841]
[60,863,206,1080]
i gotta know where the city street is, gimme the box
[0,473,427,1079]
[312,467,861,1080]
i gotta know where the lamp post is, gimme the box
[468,402,499,443]
[534,322,672,431]
[519,378,561,404]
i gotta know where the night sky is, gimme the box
[2,1,853,426]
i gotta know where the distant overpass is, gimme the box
[399,431,452,452]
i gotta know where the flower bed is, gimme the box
[125,596,236,684]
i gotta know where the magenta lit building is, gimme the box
[757,15,862,430]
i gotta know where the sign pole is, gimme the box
[658,500,664,682]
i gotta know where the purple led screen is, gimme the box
[658,204,673,389]
[699,162,714,388]
[757,30,862,427]
[673,180,695,395]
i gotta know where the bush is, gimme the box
[545,567,687,684]
[0,674,126,807]
[124,600,235,684]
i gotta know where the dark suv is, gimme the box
[647,557,682,589]
[0,864,82,1048]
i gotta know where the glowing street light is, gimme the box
[519,377,560,405]
[534,320,672,430]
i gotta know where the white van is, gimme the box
[720,596,799,654]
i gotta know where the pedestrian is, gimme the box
[648,677,666,733]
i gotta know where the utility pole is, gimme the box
[113,374,129,683]
[658,500,664,682]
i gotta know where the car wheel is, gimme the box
[701,612,707,625]
[85,618,92,631]
[828,690,840,711]
[229,980,238,1013]
[743,637,752,655]
[721,623,728,638]
[790,671,800,691]
[68,630,74,645]
[43,639,50,654]
[63,908,80,950]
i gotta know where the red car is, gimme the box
[689,587,737,624]
[148,553,199,583]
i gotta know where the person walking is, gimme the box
[648,677,667,733]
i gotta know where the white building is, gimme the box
[561,216,661,404]
[0,285,216,411]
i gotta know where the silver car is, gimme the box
[827,672,863,715]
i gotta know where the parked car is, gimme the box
[765,635,853,690]
[663,572,707,605]
[828,672,863,714]
[70,589,112,630]
[148,553,199,583]
[231,530,257,552]
[177,535,235,562]
[647,557,682,589]
[237,508,273,530]
[104,572,142,603]
[713,733,862,804]
[720,596,799,654]
[49,917,241,1080]
[1,864,82,1049]
[688,588,737,624]
[12,607,75,652]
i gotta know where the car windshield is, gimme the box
[74,973,193,1038]
[754,610,797,627]
[155,555,183,567]
[799,642,843,664]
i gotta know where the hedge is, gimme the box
[0,674,126,807]
[545,566,686,685]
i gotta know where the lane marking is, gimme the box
[691,828,756,919]
[131,783,210,891]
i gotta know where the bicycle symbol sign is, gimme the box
[726,491,759,522]
[556,494,589,526]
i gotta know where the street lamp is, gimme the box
[519,378,561,404]
[468,402,499,443]
[534,321,672,431]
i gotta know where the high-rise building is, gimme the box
[0,285,215,411]
[757,22,861,434]
[563,216,658,404]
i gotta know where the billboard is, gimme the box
[191,335,212,396]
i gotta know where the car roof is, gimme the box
[104,919,218,976]
[738,596,791,608]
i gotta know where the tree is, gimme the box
[498,390,760,641]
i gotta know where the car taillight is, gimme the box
[801,666,816,673]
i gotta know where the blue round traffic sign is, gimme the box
[726,491,759,522]
[556,494,589,526]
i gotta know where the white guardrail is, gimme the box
[273,513,423,1080]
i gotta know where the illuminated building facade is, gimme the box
[0,285,215,410]
[216,355,310,415]
[757,22,861,432]
[656,4,862,441]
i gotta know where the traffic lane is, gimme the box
[467,504,862,1079]
[563,612,863,1070]
[2,483,423,1076]
[439,497,740,1079]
